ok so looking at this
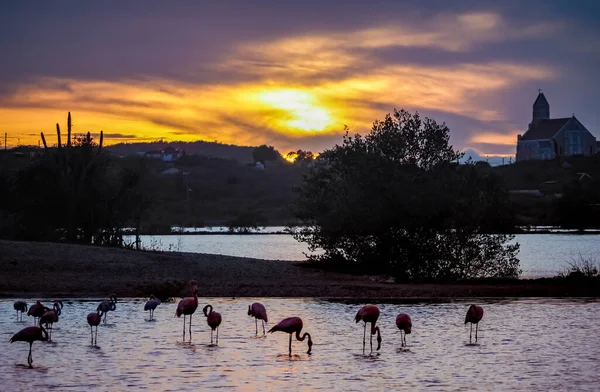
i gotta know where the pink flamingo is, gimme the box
[27,301,48,325]
[39,301,63,341]
[9,326,48,368]
[13,301,28,322]
[355,305,382,353]
[144,294,161,321]
[248,302,268,335]
[268,317,313,356]
[395,313,412,347]
[465,304,484,343]
[97,294,117,324]
[175,280,198,341]
[87,310,104,346]
[203,304,222,345]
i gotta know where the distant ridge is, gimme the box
[106,140,280,163]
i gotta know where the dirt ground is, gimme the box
[1,240,598,300]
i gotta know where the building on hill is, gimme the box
[144,146,184,162]
[516,91,597,162]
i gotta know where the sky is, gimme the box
[1,1,599,157]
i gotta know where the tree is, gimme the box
[555,177,600,232]
[286,149,315,166]
[290,109,520,280]
[252,145,280,166]
[227,210,269,233]
[4,112,153,245]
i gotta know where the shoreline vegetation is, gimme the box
[130,226,600,236]
[1,240,599,299]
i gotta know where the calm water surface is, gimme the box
[127,232,600,278]
[1,298,599,391]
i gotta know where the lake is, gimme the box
[126,230,600,278]
[1,298,598,391]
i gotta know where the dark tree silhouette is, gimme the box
[290,109,520,280]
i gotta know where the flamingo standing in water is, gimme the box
[13,301,28,322]
[465,304,484,343]
[97,294,117,324]
[9,326,48,368]
[27,301,48,325]
[395,313,412,347]
[87,310,104,346]
[39,301,63,341]
[175,280,198,342]
[203,305,222,345]
[355,305,382,353]
[144,294,161,321]
[248,302,268,335]
[268,317,313,356]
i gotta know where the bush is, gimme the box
[290,109,520,280]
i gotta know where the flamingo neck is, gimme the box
[295,331,310,342]
[192,287,198,307]
[203,304,213,316]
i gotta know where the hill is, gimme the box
[106,140,280,163]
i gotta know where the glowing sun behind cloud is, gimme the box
[256,89,332,132]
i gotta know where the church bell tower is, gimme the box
[532,89,550,121]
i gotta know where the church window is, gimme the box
[566,131,583,155]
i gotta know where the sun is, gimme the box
[257,89,332,132]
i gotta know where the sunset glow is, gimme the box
[257,90,332,132]
[1,3,598,157]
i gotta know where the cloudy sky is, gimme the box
[1,0,599,156]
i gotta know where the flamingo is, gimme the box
[9,326,48,368]
[465,304,484,343]
[97,294,117,324]
[175,280,198,341]
[395,313,412,347]
[248,302,268,335]
[203,305,222,345]
[39,301,63,341]
[13,301,28,322]
[27,301,48,325]
[355,305,382,353]
[144,294,161,321]
[87,310,104,346]
[268,317,313,356]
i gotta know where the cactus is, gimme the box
[40,112,104,242]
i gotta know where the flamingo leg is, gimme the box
[189,314,193,342]
[262,320,265,336]
[289,333,292,356]
[211,329,213,344]
[255,318,258,335]
[182,315,186,341]
[475,323,478,342]
[216,327,219,345]
[469,322,473,343]
[27,342,33,368]
[363,322,367,353]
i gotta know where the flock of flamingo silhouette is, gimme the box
[8,280,485,368]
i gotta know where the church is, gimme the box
[516,91,597,161]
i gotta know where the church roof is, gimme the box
[533,92,549,107]
[521,118,571,141]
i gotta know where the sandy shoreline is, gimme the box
[1,239,598,299]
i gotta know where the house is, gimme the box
[516,91,597,161]
[144,146,184,162]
